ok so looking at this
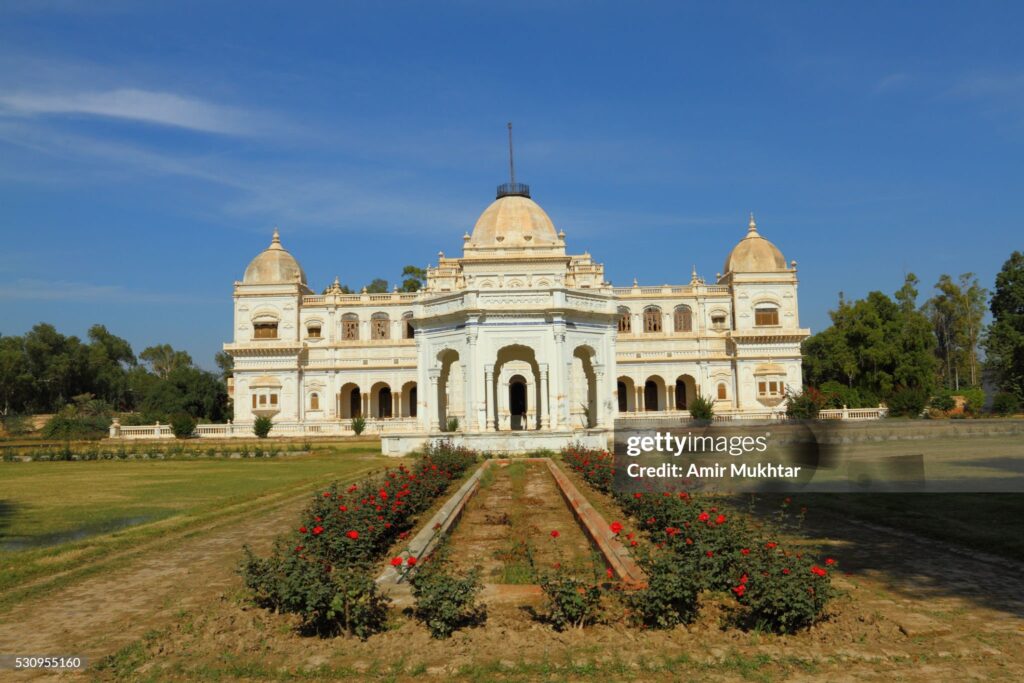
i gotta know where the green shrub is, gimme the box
[538,567,602,630]
[961,387,985,416]
[239,543,390,638]
[411,554,486,639]
[886,386,929,417]
[930,391,956,412]
[1,413,33,436]
[992,391,1020,416]
[731,544,836,634]
[627,550,700,629]
[170,412,197,439]
[688,394,714,422]
[351,416,366,435]
[785,387,826,420]
[818,381,863,409]
[253,416,273,438]
[444,416,459,433]
[42,411,110,440]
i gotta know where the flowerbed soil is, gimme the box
[444,460,602,583]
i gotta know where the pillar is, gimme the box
[484,365,495,431]
[540,365,550,430]
[428,371,440,431]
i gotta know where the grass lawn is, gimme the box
[0,444,388,606]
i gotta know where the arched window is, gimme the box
[710,311,728,330]
[403,312,415,339]
[754,305,779,326]
[643,306,662,333]
[617,307,632,333]
[342,313,359,340]
[717,383,727,400]
[306,322,322,339]
[371,312,390,340]
[674,305,692,332]
[310,392,320,410]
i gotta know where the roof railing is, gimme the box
[496,182,531,198]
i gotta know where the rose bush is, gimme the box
[561,444,836,633]
[240,440,478,636]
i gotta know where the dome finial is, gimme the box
[748,213,757,234]
[270,226,282,249]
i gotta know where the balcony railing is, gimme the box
[496,182,531,198]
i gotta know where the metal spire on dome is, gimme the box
[496,122,530,199]
[748,213,758,234]
[270,227,282,249]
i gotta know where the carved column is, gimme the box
[483,365,495,431]
[540,364,550,430]
[428,370,440,431]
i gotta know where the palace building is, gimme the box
[224,181,809,454]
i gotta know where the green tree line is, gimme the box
[0,323,228,426]
[803,251,1024,416]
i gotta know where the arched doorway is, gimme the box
[617,381,628,412]
[572,345,598,428]
[401,381,418,418]
[509,375,527,430]
[644,379,660,412]
[617,376,636,412]
[348,388,361,418]
[675,379,687,410]
[377,386,392,418]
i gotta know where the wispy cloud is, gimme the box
[0,88,268,135]
[949,71,1024,101]
[0,278,217,304]
[873,72,910,95]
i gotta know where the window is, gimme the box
[643,307,662,333]
[403,312,415,339]
[259,395,267,406]
[674,306,692,332]
[758,381,783,398]
[710,313,727,330]
[310,393,319,410]
[306,323,322,339]
[342,313,359,340]
[617,307,632,333]
[717,383,727,400]
[251,395,257,409]
[755,306,779,326]
[269,394,278,406]
[371,313,390,340]
[253,322,278,339]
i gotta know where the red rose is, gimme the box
[346,530,359,540]
[610,521,623,535]
[338,505,347,512]
[679,492,689,500]
[299,526,308,534]
[810,565,827,577]
[706,550,714,557]
[740,574,748,584]
[825,558,835,565]
[715,514,726,525]
[732,584,746,597]
[294,545,303,553]
[740,548,750,556]
[782,568,790,575]
[323,492,331,497]
[550,530,560,538]
[698,511,710,522]
[312,525,324,535]
[766,542,778,549]
[391,557,403,567]
[606,568,614,579]
[634,493,643,499]
[407,557,417,566]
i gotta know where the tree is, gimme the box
[400,265,427,292]
[365,278,389,293]
[802,275,937,408]
[87,324,136,409]
[0,335,32,416]
[924,273,987,389]
[983,251,1024,400]
[140,344,193,379]
[214,351,234,381]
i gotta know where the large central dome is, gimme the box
[468,194,561,248]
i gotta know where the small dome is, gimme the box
[723,215,787,274]
[243,229,307,285]
[468,195,560,248]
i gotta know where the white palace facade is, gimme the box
[222,182,809,454]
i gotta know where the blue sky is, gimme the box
[1,1,1022,368]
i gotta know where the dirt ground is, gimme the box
[2,468,1023,681]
